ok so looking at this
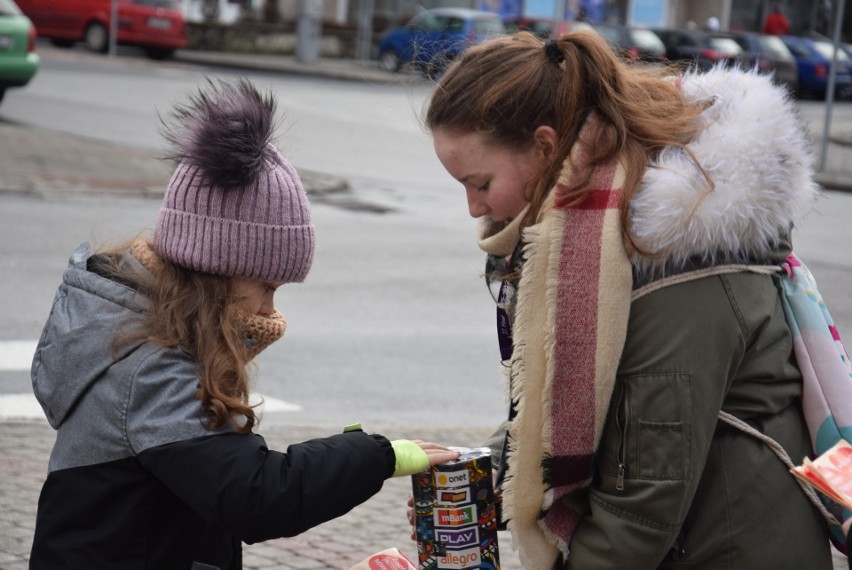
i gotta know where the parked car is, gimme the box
[591,23,667,63]
[707,30,798,93]
[377,8,505,75]
[503,16,593,39]
[651,28,742,72]
[781,35,852,99]
[14,0,185,59]
[0,0,38,105]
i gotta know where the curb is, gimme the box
[0,121,349,199]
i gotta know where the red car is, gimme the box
[15,0,185,59]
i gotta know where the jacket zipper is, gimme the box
[615,381,629,491]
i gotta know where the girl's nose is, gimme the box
[466,189,488,218]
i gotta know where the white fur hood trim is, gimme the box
[629,67,820,276]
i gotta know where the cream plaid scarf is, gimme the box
[479,117,633,567]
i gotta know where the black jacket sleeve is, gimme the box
[136,430,395,543]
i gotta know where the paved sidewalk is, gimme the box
[0,418,522,569]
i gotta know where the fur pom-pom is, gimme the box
[160,78,278,189]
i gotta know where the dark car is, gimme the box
[0,0,38,105]
[707,30,798,93]
[377,8,505,75]
[503,16,593,39]
[651,28,742,72]
[781,35,852,99]
[592,23,666,63]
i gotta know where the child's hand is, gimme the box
[407,493,416,541]
[390,440,459,477]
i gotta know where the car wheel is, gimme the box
[145,47,175,60]
[50,38,76,48]
[84,22,109,53]
[378,49,401,72]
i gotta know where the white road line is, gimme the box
[0,340,39,372]
[0,340,301,419]
[0,393,45,420]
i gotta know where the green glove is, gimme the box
[391,439,430,477]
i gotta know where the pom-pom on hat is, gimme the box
[154,79,315,283]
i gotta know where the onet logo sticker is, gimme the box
[434,470,469,489]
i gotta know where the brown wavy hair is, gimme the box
[99,243,257,434]
[426,30,708,253]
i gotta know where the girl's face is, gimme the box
[230,277,281,317]
[433,127,556,222]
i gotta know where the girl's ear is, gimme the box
[533,126,559,161]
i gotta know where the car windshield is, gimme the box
[474,16,505,36]
[0,0,22,16]
[758,35,794,60]
[813,41,850,61]
[133,0,179,7]
[594,25,622,45]
[709,37,743,56]
[630,29,665,51]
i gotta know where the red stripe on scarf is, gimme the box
[548,156,621,488]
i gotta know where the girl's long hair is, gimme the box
[426,30,708,253]
[101,243,257,434]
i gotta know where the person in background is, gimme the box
[29,79,458,569]
[420,29,833,568]
[763,2,791,35]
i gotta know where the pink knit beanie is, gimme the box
[154,79,315,283]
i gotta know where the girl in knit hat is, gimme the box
[29,79,458,569]
[419,30,836,568]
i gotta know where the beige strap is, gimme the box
[632,264,781,302]
[718,411,840,526]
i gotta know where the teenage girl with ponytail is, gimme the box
[29,79,458,569]
[421,30,834,568]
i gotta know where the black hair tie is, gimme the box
[544,39,564,64]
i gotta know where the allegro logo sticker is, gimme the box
[434,470,469,489]
[436,547,481,569]
[434,506,477,528]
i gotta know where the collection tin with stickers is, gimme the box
[411,447,500,570]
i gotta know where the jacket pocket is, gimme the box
[638,420,684,479]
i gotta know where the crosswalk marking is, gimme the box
[0,340,39,372]
[0,340,302,419]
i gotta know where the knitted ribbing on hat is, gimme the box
[155,145,314,283]
[154,79,315,284]
[479,114,633,567]
[131,239,286,359]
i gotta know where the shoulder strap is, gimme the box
[632,264,781,302]
[718,411,840,526]
[634,262,841,527]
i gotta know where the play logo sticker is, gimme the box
[435,527,479,549]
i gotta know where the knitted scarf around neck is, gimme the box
[479,116,633,567]
[130,239,286,360]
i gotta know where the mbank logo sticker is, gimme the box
[435,527,479,549]
[434,470,469,489]
[434,506,477,528]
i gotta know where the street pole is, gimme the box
[296,0,322,64]
[355,0,374,63]
[819,0,846,172]
[108,0,117,56]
